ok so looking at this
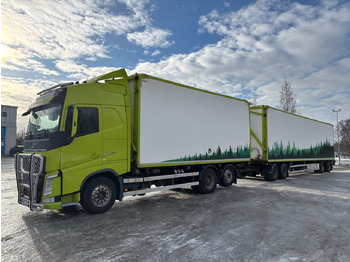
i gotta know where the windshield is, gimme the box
[27,104,62,134]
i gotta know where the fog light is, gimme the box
[42,197,55,203]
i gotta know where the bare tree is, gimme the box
[339,118,350,155]
[278,76,297,114]
[16,129,26,145]
[250,95,258,106]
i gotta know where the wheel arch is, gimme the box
[80,169,123,201]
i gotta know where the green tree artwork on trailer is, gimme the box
[268,139,333,159]
[164,145,250,162]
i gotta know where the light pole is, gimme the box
[332,109,341,164]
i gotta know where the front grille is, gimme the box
[31,156,44,174]
[15,153,45,211]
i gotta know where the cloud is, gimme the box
[1,0,173,76]
[127,28,174,48]
[151,50,161,56]
[1,76,57,131]
[2,0,350,132]
[55,60,120,81]
[132,0,350,124]
[1,44,60,75]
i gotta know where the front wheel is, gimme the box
[81,177,117,214]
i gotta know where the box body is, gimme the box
[250,106,334,162]
[129,75,251,167]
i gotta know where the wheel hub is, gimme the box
[205,174,214,188]
[91,185,111,207]
[223,170,232,183]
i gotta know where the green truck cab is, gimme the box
[16,69,131,213]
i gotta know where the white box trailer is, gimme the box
[249,106,334,180]
[128,74,251,167]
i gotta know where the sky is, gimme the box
[1,0,350,133]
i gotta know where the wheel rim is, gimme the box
[223,169,233,183]
[91,184,112,207]
[205,173,215,189]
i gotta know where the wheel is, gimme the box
[219,165,236,187]
[279,163,289,179]
[263,164,279,181]
[80,177,116,214]
[198,167,217,194]
[314,161,324,173]
[324,161,331,172]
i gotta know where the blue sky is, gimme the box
[1,0,350,132]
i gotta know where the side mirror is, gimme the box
[71,107,78,137]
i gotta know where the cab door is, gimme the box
[102,105,128,175]
[60,104,102,195]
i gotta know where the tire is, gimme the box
[314,161,324,173]
[198,167,217,194]
[279,163,289,179]
[219,165,236,187]
[324,161,331,172]
[263,164,279,181]
[80,177,117,214]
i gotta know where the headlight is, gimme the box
[43,174,59,196]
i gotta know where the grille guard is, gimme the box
[15,153,46,211]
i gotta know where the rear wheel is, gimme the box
[81,177,116,214]
[263,164,279,181]
[219,165,236,187]
[324,161,332,172]
[314,161,324,173]
[279,163,289,179]
[198,167,217,194]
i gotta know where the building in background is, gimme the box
[1,105,18,156]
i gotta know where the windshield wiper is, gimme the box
[36,129,52,139]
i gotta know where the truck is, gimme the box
[15,69,334,213]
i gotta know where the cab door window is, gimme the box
[76,107,99,136]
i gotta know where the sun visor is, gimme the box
[22,88,67,116]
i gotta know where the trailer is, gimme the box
[248,106,334,180]
[14,69,334,214]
